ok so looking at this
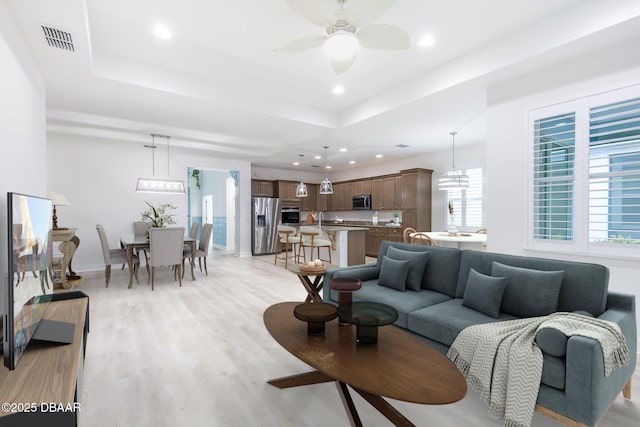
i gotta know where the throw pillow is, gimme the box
[462,268,507,318]
[386,246,430,291]
[491,261,564,318]
[378,256,410,292]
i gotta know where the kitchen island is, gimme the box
[318,225,368,267]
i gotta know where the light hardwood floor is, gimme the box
[76,251,639,426]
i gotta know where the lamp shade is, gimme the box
[296,182,308,198]
[46,191,71,206]
[326,29,358,60]
[438,170,470,190]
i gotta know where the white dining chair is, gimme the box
[297,226,332,264]
[97,224,139,287]
[148,227,185,290]
[183,223,212,276]
[185,221,200,251]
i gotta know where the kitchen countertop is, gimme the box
[320,225,369,231]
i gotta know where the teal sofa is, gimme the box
[323,241,636,427]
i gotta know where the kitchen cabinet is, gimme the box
[371,175,401,210]
[353,179,372,196]
[300,184,317,211]
[400,168,433,231]
[251,180,275,197]
[276,181,300,203]
[317,192,328,211]
[365,226,403,257]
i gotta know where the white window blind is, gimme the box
[447,168,483,230]
[589,97,640,245]
[532,112,575,240]
[528,84,640,258]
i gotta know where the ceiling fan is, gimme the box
[275,0,410,74]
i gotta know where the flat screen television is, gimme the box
[4,192,74,370]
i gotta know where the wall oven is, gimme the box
[281,206,300,225]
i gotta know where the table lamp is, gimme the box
[47,191,71,230]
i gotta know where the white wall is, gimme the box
[486,46,640,347]
[46,133,252,272]
[0,4,46,295]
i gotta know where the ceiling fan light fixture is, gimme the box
[326,29,358,60]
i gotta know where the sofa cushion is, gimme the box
[386,246,430,291]
[378,241,461,297]
[535,311,594,357]
[354,282,451,329]
[378,256,410,291]
[462,268,507,318]
[456,250,609,316]
[408,299,518,347]
[492,262,564,318]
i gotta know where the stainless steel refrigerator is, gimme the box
[251,197,281,255]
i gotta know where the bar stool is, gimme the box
[330,277,362,325]
[274,225,301,268]
[298,226,332,264]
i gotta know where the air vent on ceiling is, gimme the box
[395,144,410,148]
[41,25,75,52]
[310,164,320,168]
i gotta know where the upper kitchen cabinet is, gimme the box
[276,180,300,203]
[251,180,275,197]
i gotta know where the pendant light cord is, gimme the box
[450,131,457,169]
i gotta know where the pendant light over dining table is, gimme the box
[136,133,186,194]
[438,131,469,190]
[319,146,333,195]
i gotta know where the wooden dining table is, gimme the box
[120,234,197,289]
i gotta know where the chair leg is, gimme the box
[133,262,140,285]
[105,265,111,287]
[177,264,183,287]
[151,267,155,290]
[203,257,208,275]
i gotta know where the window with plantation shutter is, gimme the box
[528,84,640,258]
[532,112,575,241]
[447,168,483,230]
[589,97,640,245]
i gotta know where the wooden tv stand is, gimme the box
[0,292,89,426]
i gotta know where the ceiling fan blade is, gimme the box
[274,35,327,53]
[342,0,396,27]
[286,0,336,28]
[331,53,357,74]
[357,24,410,50]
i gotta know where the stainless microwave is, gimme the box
[352,194,371,210]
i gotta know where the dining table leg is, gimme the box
[126,244,134,289]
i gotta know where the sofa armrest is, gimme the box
[558,295,636,425]
[322,263,379,303]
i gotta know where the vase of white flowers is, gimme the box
[447,201,458,235]
[140,201,177,233]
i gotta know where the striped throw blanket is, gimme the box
[447,312,630,427]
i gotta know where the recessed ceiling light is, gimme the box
[153,25,172,39]
[332,85,345,95]
[349,160,356,164]
[339,148,347,152]
[418,34,435,47]
[293,161,300,166]
[314,155,322,160]
[376,154,383,158]
[326,165,332,169]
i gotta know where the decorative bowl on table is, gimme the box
[298,260,325,273]
[294,302,338,335]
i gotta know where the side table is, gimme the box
[329,277,362,325]
[338,302,398,345]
